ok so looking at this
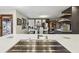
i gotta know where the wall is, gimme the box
[28,19,34,27]
[16,10,28,34]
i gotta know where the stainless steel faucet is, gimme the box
[37,34,43,39]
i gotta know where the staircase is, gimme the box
[7,40,70,53]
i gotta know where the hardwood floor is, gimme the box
[7,40,70,53]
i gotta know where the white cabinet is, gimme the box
[56,35,79,53]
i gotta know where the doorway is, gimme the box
[0,15,13,36]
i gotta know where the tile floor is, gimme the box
[7,40,70,53]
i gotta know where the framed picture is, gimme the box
[22,18,26,29]
[17,18,22,25]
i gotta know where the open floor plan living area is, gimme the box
[0,6,79,53]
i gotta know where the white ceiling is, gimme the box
[0,6,70,18]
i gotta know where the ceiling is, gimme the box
[0,6,70,18]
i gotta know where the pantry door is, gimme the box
[2,15,13,36]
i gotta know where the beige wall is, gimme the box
[16,10,28,34]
